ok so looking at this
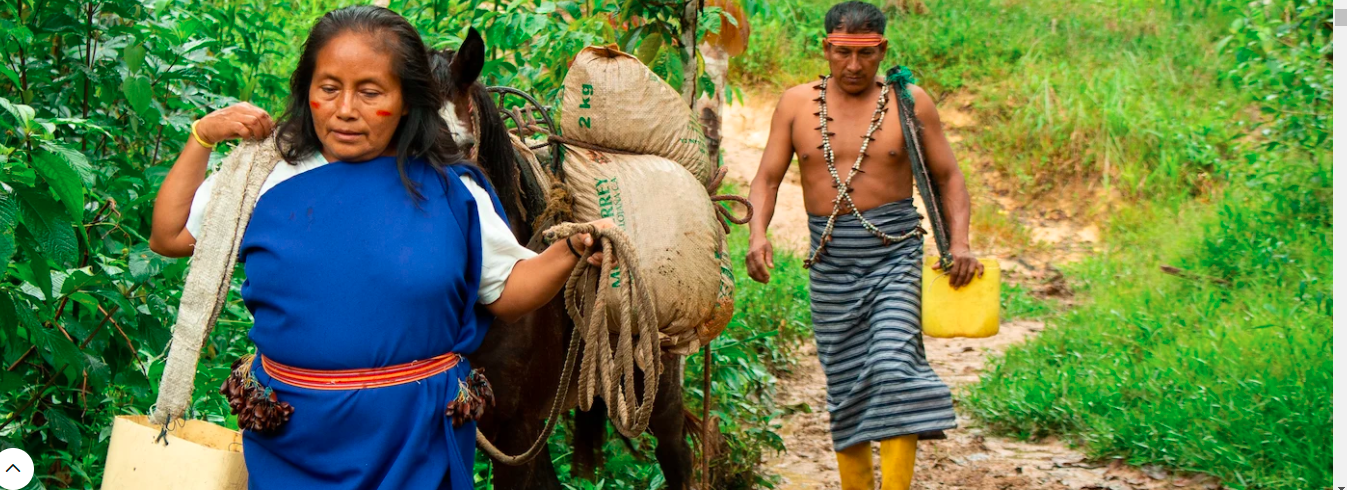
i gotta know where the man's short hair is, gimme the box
[824,1,887,35]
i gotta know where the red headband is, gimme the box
[825,33,886,47]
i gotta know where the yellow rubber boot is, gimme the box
[835,442,875,490]
[878,434,918,490]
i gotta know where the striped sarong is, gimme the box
[807,199,957,451]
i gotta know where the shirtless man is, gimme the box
[745,3,982,489]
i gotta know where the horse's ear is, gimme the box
[451,27,485,90]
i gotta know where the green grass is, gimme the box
[963,151,1331,489]
[1000,282,1055,321]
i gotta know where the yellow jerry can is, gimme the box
[921,256,1000,338]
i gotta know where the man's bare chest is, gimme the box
[791,112,909,179]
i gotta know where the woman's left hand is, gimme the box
[569,218,617,266]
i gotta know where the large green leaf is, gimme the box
[21,247,53,303]
[0,370,23,397]
[0,65,17,88]
[33,323,84,375]
[34,151,85,223]
[125,43,147,75]
[0,291,22,333]
[3,290,41,332]
[122,75,153,114]
[128,242,165,281]
[18,191,77,266]
[40,142,96,186]
[58,267,99,297]
[0,97,35,128]
[43,408,84,453]
[0,230,13,272]
[636,32,664,65]
[0,190,17,231]
[84,352,111,388]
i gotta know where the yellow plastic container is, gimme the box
[921,256,1000,338]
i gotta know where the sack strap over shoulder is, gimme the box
[151,137,282,428]
[888,66,953,269]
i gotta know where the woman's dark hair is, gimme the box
[824,1,887,34]
[274,5,460,200]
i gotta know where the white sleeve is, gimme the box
[461,175,538,305]
[184,173,218,239]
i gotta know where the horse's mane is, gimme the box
[468,83,528,234]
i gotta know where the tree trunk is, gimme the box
[680,0,700,107]
[694,42,728,167]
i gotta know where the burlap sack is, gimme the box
[561,46,714,185]
[698,238,735,346]
[563,145,726,354]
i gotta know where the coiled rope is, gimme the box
[544,222,662,438]
[475,220,662,465]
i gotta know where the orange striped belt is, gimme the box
[261,352,462,391]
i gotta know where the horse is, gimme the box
[431,28,699,490]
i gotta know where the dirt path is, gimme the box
[719,94,1220,490]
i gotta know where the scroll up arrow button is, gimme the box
[0,448,33,490]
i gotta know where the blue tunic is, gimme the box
[235,156,506,489]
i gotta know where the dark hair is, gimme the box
[824,1,887,34]
[274,5,460,200]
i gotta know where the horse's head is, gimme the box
[430,28,485,158]
[431,28,549,244]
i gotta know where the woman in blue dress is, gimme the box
[148,6,607,489]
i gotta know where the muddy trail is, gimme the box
[718,94,1221,490]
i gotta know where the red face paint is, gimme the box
[310,101,321,109]
[375,110,393,117]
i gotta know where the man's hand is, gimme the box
[746,234,775,284]
[941,245,984,289]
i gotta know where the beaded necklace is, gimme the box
[803,76,925,268]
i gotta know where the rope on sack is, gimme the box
[704,166,754,234]
[543,222,662,439]
[546,134,643,156]
[532,180,575,234]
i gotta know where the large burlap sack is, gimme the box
[561,46,714,185]
[563,146,728,354]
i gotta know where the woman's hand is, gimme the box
[150,103,273,257]
[485,218,620,322]
[569,218,617,267]
[195,102,276,146]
